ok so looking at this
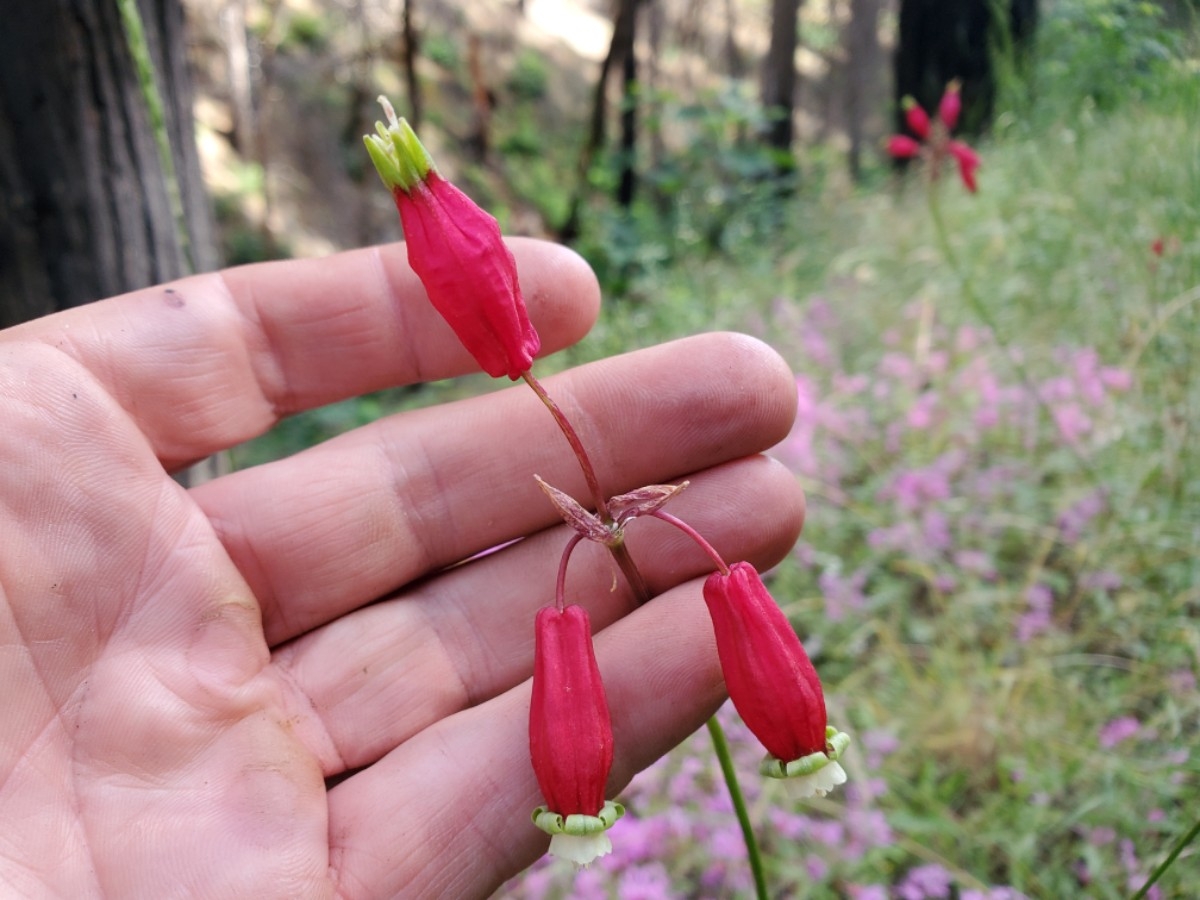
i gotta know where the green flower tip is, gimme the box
[901,95,918,111]
[532,800,625,837]
[760,726,851,800]
[363,95,436,193]
[532,802,625,867]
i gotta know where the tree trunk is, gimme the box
[616,11,639,209]
[894,0,1038,138]
[722,0,745,79]
[844,0,883,181]
[466,33,493,163]
[558,0,640,241]
[400,0,423,131]
[220,0,254,154]
[760,0,802,170]
[0,0,217,329]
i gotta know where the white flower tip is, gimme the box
[548,832,613,867]
[377,95,399,129]
[783,760,849,801]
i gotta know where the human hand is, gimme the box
[0,239,803,897]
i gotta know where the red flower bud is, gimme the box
[704,563,849,797]
[529,605,623,865]
[886,135,923,159]
[902,96,931,140]
[703,562,828,763]
[365,98,540,379]
[938,80,963,132]
[529,605,613,816]
[948,140,981,194]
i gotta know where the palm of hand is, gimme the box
[2,342,330,896]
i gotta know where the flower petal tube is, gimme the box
[703,562,850,798]
[948,140,981,194]
[529,605,624,865]
[902,96,932,140]
[938,80,963,132]
[365,98,540,379]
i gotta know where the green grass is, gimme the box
[504,42,1200,900]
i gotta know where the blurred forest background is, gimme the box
[2,0,1199,897]
[181,0,1038,269]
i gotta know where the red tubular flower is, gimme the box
[529,605,623,865]
[938,80,963,132]
[903,97,931,140]
[948,141,981,194]
[886,135,922,159]
[703,562,849,797]
[365,97,540,379]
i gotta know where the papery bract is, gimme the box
[365,97,540,379]
[529,605,623,865]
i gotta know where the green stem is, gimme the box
[707,716,769,900]
[1131,814,1200,900]
[926,187,1108,499]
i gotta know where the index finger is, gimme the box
[0,239,599,469]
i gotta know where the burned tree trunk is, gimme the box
[0,0,217,328]
[894,0,1038,138]
[400,0,423,131]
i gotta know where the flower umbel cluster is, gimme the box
[365,97,849,877]
[887,81,981,193]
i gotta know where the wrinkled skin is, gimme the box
[0,239,804,898]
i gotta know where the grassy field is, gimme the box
[498,32,1200,900]
[231,5,1199,896]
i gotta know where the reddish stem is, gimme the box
[651,511,731,576]
[521,369,651,605]
[521,370,609,518]
[555,532,586,612]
